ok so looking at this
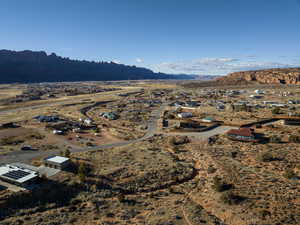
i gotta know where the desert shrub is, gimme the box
[283,169,297,179]
[86,142,94,146]
[269,135,281,143]
[169,136,189,146]
[228,151,238,158]
[27,132,45,139]
[257,151,275,162]
[78,163,87,182]
[64,149,71,157]
[117,193,125,202]
[256,124,262,128]
[207,165,217,174]
[0,136,24,145]
[220,191,245,205]
[272,107,281,115]
[259,210,271,219]
[211,176,232,192]
[167,114,175,119]
[289,135,300,143]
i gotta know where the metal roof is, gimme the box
[45,156,70,164]
[227,128,254,137]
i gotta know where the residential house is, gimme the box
[100,112,119,120]
[201,117,215,123]
[227,128,258,142]
[177,112,193,119]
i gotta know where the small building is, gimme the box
[34,115,59,123]
[53,130,63,135]
[288,100,300,104]
[21,145,32,151]
[254,89,264,95]
[216,104,225,110]
[0,164,39,187]
[44,156,71,170]
[249,95,262,99]
[202,117,215,123]
[84,118,93,125]
[100,112,119,120]
[185,101,200,108]
[178,112,193,119]
[227,128,258,142]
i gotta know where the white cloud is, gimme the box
[150,57,300,75]
[112,60,121,64]
[135,58,143,63]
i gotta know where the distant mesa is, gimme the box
[216,68,300,85]
[0,50,197,83]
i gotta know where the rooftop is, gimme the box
[0,164,39,184]
[227,128,255,137]
[45,156,70,164]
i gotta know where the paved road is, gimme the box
[0,102,233,164]
[0,102,167,164]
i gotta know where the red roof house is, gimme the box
[227,128,258,142]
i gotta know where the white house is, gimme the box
[84,118,93,125]
[53,130,63,135]
[254,89,264,94]
[177,112,193,119]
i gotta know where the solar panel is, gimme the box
[2,170,31,180]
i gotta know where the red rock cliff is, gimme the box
[216,68,300,85]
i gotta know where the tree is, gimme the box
[64,149,71,158]
[78,163,87,182]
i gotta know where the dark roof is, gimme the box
[227,128,255,137]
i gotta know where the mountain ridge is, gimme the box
[0,50,198,83]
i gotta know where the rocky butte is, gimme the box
[216,68,300,85]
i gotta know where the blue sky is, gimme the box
[1,0,300,75]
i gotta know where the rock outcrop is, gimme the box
[216,68,300,85]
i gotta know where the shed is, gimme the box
[178,112,193,118]
[202,117,215,123]
[44,156,71,170]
